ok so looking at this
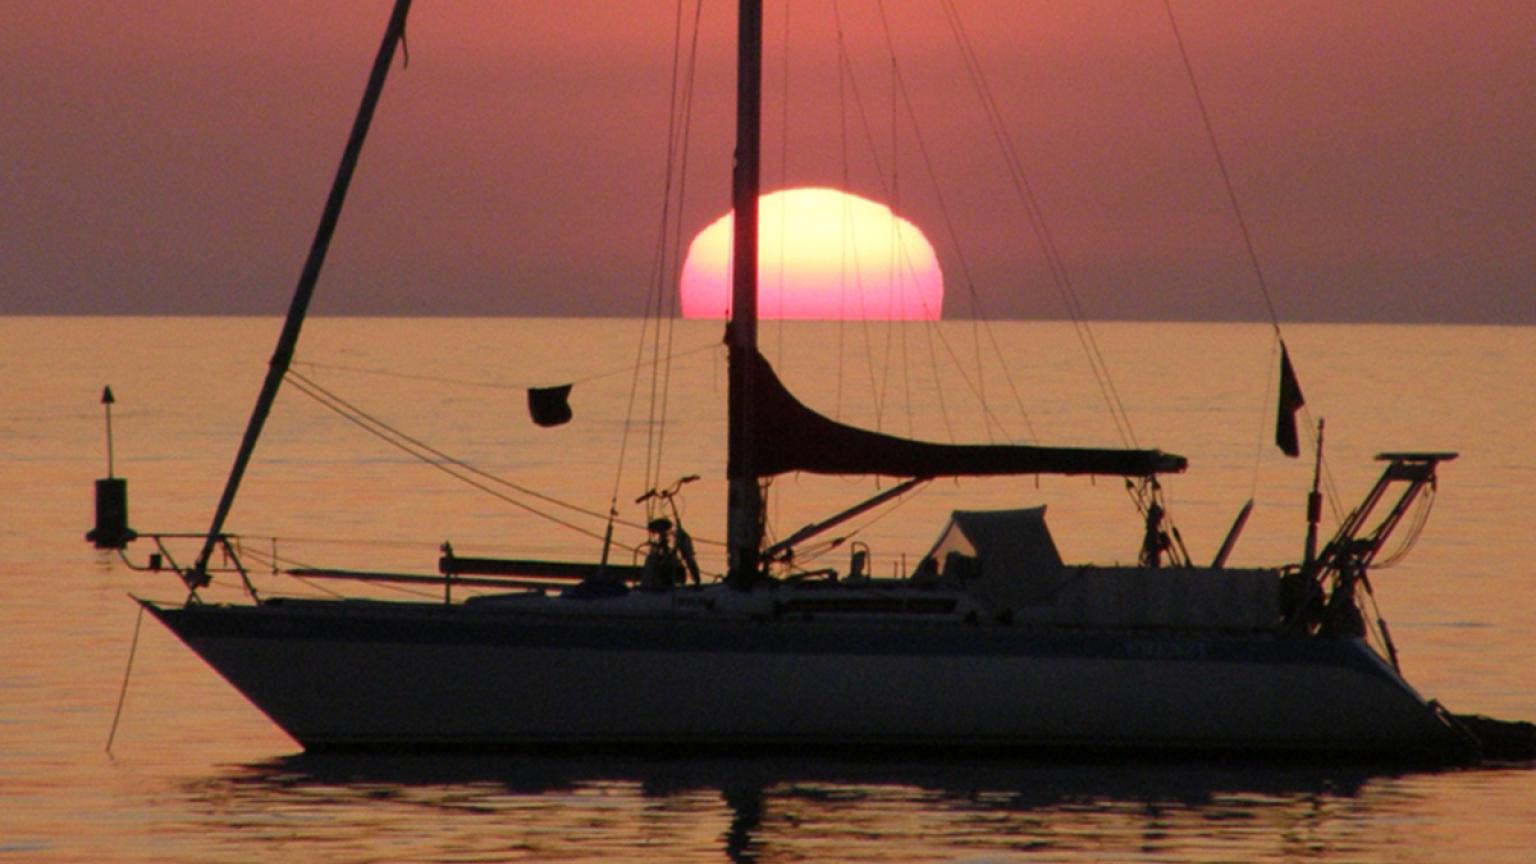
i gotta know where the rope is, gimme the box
[775,0,792,360]
[295,342,717,392]
[937,0,1139,449]
[839,1,1039,445]
[238,543,438,601]
[1374,485,1437,569]
[1161,2,1354,529]
[1248,338,1281,499]
[1162,0,1282,334]
[874,3,914,439]
[833,3,897,432]
[616,0,688,523]
[832,1,891,430]
[648,0,705,498]
[919,315,958,443]
[286,370,638,542]
[105,604,145,755]
[835,5,850,420]
[627,0,705,515]
[232,533,445,550]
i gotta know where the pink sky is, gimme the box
[3,1,1532,322]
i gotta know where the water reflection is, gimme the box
[184,753,1425,863]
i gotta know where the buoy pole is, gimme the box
[87,385,135,550]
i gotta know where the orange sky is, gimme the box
[3,1,1533,322]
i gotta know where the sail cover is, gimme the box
[739,351,1186,479]
[923,507,1065,609]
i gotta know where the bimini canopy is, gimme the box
[736,350,1186,480]
[922,506,1065,610]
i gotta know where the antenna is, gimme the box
[102,385,116,477]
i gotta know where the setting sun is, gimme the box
[679,188,943,320]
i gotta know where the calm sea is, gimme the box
[3,316,1533,862]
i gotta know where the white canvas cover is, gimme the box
[922,506,1065,611]
[920,507,1281,629]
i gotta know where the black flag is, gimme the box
[1275,342,1305,457]
[527,384,573,427]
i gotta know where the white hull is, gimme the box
[145,595,1465,756]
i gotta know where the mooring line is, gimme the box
[105,604,145,756]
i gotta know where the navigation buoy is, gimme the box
[86,386,136,549]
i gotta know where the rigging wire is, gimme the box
[616,0,704,524]
[645,0,707,503]
[936,0,1136,450]
[640,6,680,509]
[1160,0,1344,525]
[1161,0,1281,333]
[834,16,849,421]
[851,4,997,446]
[834,4,851,421]
[293,342,718,392]
[834,1,1032,445]
[197,538,346,599]
[1372,485,1437,569]
[774,0,791,361]
[874,2,911,439]
[286,370,635,543]
[881,1,1059,444]
[832,0,897,432]
[1246,337,1282,500]
[764,0,793,531]
[238,543,439,601]
[242,533,446,550]
[879,3,993,442]
[918,307,959,443]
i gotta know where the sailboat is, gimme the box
[114,0,1486,757]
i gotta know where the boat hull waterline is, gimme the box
[144,597,1464,756]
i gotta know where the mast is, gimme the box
[725,0,765,587]
[187,0,414,591]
